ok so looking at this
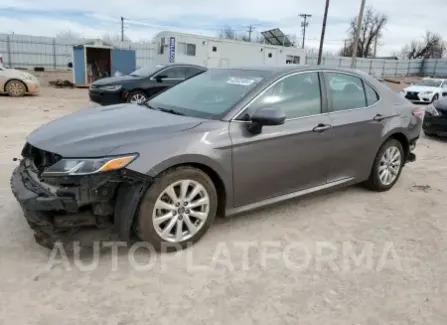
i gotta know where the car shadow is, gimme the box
[64,184,366,262]
[424,134,447,143]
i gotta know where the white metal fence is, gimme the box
[2,32,447,78]
[0,33,157,70]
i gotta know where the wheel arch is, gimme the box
[386,132,410,160]
[366,131,410,177]
[152,161,228,218]
[5,78,28,93]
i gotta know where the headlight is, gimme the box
[421,91,433,95]
[425,104,440,116]
[42,154,138,176]
[99,85,122,91]
[20,73,35,81]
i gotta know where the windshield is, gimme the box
[147,69,269,119]
[415,79,443,87]
[129,65,165,77]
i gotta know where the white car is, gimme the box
[401,78,447,103]
[0,63,40,97]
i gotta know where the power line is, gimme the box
[121,17,346,44]
[299,13,312,49]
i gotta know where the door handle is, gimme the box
[312,123,332,132]
[373,114,387,122]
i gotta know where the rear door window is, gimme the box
[325,73,366,111]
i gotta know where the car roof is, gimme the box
[163,63,207,69]
[212,65,364,74]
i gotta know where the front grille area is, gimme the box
[21,143,62,172]
[405,92,420,100]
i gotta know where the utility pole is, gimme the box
[247,25,255,42]
[121,16,125,42]
[350,0,366,68]
[317,0,330,65]
[299,14,312,49]
[373,35,378,57]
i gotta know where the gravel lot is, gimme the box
[0,74,446,325]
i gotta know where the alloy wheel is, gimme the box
[152,180,210,243]
[130,93,147,104]
[378,145,402,186]
[7,81,26,96]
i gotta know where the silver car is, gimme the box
[10,66,422,251]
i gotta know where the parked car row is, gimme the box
[11,65,423,251]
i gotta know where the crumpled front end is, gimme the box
[10,143,150,249]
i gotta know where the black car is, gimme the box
[89,63,207,105]
[422,96,447,136]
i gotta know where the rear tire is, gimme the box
[364,139,404,192]
[136,167,217,252]
[6,80,26,97]
[126,90,147,104]
[424,131,436,137]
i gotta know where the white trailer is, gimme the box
[153,31,306,69]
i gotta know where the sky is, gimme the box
[0,0,444,56]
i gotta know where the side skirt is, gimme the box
[225,177,356,217]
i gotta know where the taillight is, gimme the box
[412,106,425,119]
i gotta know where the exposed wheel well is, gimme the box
[387,133,409,159]
[5,79,28,93]
[164,163,227,217]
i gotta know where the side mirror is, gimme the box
[247,106,286,134]
[156,74,167,82]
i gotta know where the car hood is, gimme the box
[26,104,203,157]
[404,85,439,93]
[1,68,33,79]
[92,75,139,86]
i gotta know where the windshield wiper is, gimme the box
[139,101,156,110]
[139,102,184,115]
[157,107,185,116]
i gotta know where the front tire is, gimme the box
[136,167,218,252]
[126,90,147,104]
[431,94,439,103]
[6,80,26,97]
[364,139,404,192]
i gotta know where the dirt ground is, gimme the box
[0,75,446,325]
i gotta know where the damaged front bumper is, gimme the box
[10,160,150,249]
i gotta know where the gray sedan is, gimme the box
[10,66,423,251]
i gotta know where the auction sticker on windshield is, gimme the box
[226,77,259,86]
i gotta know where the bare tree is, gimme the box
[339,6,388,57]
[56,30,83,40]
[102,33,131,43]
[400,32,446,59]
[218,26,239,40]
